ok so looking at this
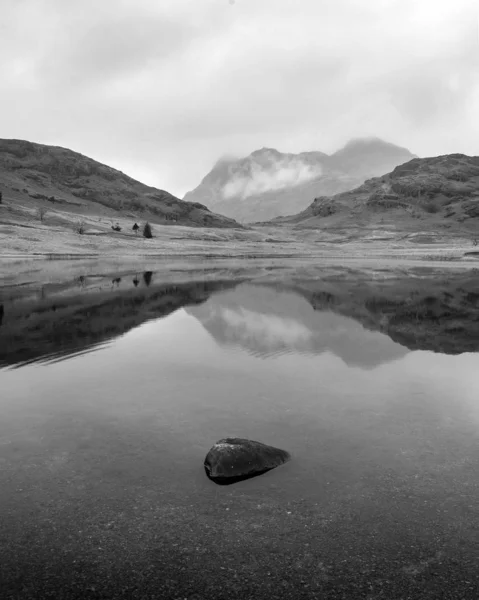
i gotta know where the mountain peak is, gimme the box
[342,136,386,148]
[336,137,413,153]
[250,147,281,157]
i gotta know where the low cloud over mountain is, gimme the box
[184,138,415,222]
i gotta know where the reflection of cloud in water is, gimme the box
[186,284,409,368]
[219,307,313,357]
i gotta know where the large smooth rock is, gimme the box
[204,438,291,485]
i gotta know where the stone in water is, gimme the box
[204,438,291,485]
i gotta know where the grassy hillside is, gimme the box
[272,154,479,233]
[0,138,240,228]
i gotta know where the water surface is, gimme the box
[1,267,479,599]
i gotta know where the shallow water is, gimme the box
[1,268,479,598]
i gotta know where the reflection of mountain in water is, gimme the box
[0,279,240,369]
[2,267,478,369]
[186,284,409,368]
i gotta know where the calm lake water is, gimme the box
[1,269,479,599]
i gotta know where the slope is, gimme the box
[0,139,239,228]
[273,153,479,233]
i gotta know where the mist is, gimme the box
[222,159,323,200]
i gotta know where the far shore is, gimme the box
[1,202,479,282]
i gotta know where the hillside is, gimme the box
[272,153,479,232]
[0,139,239,228]
[183,138,415,222]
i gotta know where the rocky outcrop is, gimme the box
[0,138,240,228]
[273,153,479,230]
[204,438,291,485]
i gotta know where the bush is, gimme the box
[422,201,440,214]
[143,222,153,238]
[0,191,2,204]
[76,221,86,234]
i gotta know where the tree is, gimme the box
[132,222,139,235]
[37,206,48,222]
[76,221,86,234]
[143,271,153,286]
[0,191,3,204]
[143,222,153,238]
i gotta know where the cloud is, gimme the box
[0,0,477,197]
[222,157,324,199]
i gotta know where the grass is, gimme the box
[1,197,479,272]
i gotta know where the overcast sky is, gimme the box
[1,0,478,197]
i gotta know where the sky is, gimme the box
[1,0,478,197]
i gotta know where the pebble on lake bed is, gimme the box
[204,437,291,485]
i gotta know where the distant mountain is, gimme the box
[272,153,479,230]
[0,139,239,228]
[328,137,416,178]
[183,138,415,223]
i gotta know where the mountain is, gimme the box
[328,137,415,178]
[0,139,239,228]
[183,138,415,223]
[272,153,479,230]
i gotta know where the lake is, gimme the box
[1,263,479,599]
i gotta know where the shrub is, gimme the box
[143,222,153,238]
[422,201,440,214]
[0,191,2,204]
[76,221,86,234]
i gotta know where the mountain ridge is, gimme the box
[183,138,416,222]
[271,153,479,230]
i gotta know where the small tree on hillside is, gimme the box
[37,206,48,222]
[143,222,153,238]
[132,222,139,235]
[0,191,3,204]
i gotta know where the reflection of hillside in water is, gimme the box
[0,277,240,369]
[2,266,478,369]
[185,284,409,368]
